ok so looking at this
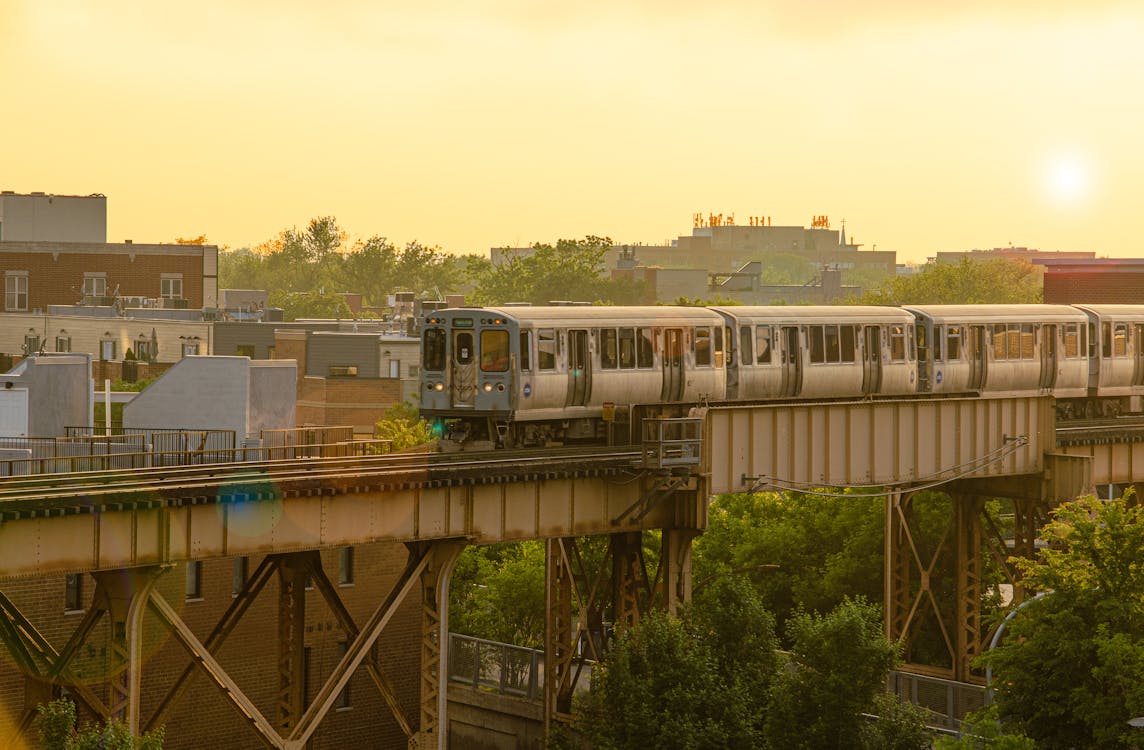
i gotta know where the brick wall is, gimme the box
[1044,270,1144,304]
[0,243,209,311]
[297,377,404,433]
[0,542,422,749]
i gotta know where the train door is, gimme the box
[1039,324,1058,389]
[1134,324,1144,387]
[567,329,590,407]
[779,326,801,397]
[915,324,932,392]
[661,328,685,401]
[725,325,739,399]
[861,326,882,395]
[451,330,477,407]
[967,325,987,390]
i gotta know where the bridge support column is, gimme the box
[954,494,983,682]
[276,554,308,738]
[612,532,646,630]
[412,540,466,750]
[544,537,576,732]
[658,529,697,616]
[90,565,166,733]
[884,491,914,647]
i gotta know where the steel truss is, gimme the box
[885,488,1049,682]
[0,542,466,750]
[544,528,696,734]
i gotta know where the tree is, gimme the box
[268,290,352,321]
[449,541,548,648]
[372,401,434,452]
[983,491,1144,749]
[577,577,778,750]
[37,699,165,750]
[848,258,1043,305]
[764,598,902,750]
[468,236,644,306]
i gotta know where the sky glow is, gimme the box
[2,1,1143,261]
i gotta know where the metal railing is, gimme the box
[447,633,545,701]
[641,417,702,469]
[887,670,986,732]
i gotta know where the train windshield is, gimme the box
[423,328,446,371]
[481,330,510,372]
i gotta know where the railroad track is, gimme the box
[0,446,644,509]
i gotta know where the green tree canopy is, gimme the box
[467,236,646,305]
[984,491,1144,750]
[37,699,165,750]
[373,401,435,453]
[848,258,1043,305]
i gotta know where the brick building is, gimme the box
[1,241,218,314]
[1039,258,1144,304]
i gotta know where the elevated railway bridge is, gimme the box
[0,395,1141,748]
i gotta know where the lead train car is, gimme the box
[420,306,728,448]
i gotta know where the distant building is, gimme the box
[0,191,107,243]
[1039,258,1144,304]
[934,247,1097,264]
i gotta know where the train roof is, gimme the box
[710,305,914,323]
[903,304,1088,323]
[430,306,725,326]
[1071,305,1144,321]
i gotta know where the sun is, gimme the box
[1042,153,1093,206]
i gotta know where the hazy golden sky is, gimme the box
[3,0,1143,262]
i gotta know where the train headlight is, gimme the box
[497,384,505,392]
[483,383,493,392]
[435,383,444,391]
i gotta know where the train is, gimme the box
[418,304,1144,450]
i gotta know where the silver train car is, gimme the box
[419,304,1144,449]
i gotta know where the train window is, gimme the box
[840,325,856,362]
[1063,323,1080,358]
[1006,326,1020,360]
[809,326,825,364]
[1114,323,1129,357]
[423,328,446,371]
[945,326,962,361]
[637,328,654,368]
[714,327,724,366]
[695,327,712,366]
[455,332,474,365]
[1020,325,1035,359]
[619,328,636,369]
[519,332,531,372]
[825,325,841,363]
[993,324,1008,360]
[908,325,916,360]
[601,329,618,369]
[1102,323,1112,358]
[889,325,907,362]
[739,326,753,365]
[480,330,510,372]
[538,329,557,370]
[756,326,772,364]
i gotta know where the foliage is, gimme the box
[268,290,352,321]
[933,704,1036,750]
[373,401,434,453]
[847,258,1043,305]
[577,578,778,750]
[111,377,156,392]
[694,491,886,633]
[37,699,165,750]
[983,491,1144,749]
[450,542,548,648]
[217,217,462,308]
[173,234,208,246]
[467,237,645,306]
[764,598,903,750]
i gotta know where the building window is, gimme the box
[338,547,354,586]
[65,574,83,612]
[329,365,358,377]
[232,557,249,596]
[182,342,200,357]
[186,561,202,599]
[388,360,400,378]
[23,334,41,356]
[136,336,156,362]
[5,272,28,311]
[82,273,107,299]
[100,339,117,361]
[160,274,183,299]
[56,336,71,353]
